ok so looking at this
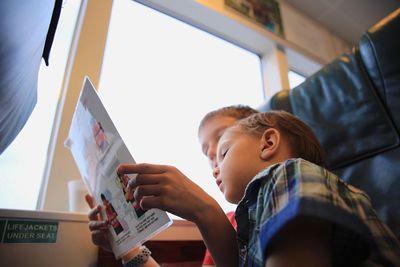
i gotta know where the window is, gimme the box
[0,1,82,210]
[288,70,306,88]
[98,1,264,217]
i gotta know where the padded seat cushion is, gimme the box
[264,52,399,169]
[359,9,400,132]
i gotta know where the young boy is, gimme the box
[119,111,400,267]
[213,110,400,266]
[198,105,259,170]
[198,105,258,266]
[86,105,258,265]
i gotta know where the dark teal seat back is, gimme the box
[259,9,400,239]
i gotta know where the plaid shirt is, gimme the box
[236,158,400,267]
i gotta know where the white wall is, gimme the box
[0,209,202,266]
[280,0,350,63]
[134,0,350,65]
[0,209,97,267]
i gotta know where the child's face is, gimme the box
[198,115,238,169]
[215,128,267,204]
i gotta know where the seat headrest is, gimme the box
[261,52,399,169]
[359,8,400,131]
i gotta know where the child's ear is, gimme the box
[260,128,280,160]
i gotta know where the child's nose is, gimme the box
[207,145,217,161]
[213,166,220,179]
[209,158,218,169]
[207,152,218,170]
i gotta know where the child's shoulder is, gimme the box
[254,158,324,187]
[283,157,323,169]
[263,158,373,209]
[272,158,328,180]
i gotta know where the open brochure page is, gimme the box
[65,77,172,259]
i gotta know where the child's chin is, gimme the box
[225,192,239,204]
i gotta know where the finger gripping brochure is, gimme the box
[65,76,172,259]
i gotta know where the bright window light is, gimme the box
[99,0,264,218]
[0,1,82,210]
[288,70,306,88]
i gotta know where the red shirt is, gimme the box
[202,211,237,265]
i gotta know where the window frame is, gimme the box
[40,0,324,211]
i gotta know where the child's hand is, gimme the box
[85,194,112,252]
[119,164,239,267]
[118,163,220,223]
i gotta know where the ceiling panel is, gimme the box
[283,0,400,44]
[318,9,361,43]
[285,0,331,18]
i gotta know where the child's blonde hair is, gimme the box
[233,111,325,166]
[198,105,258,134]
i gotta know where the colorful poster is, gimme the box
[225,0,284,37]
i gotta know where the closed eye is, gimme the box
[202,145,209,157]
[221,148,229,158]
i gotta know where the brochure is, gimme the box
[65,76,172,259]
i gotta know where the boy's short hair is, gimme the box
[234,110,326,166]
[198,105,258,132]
